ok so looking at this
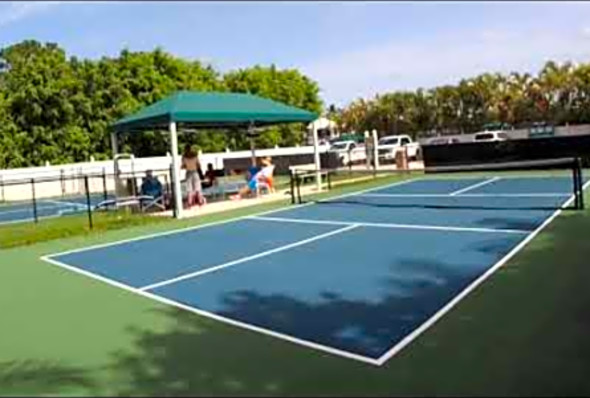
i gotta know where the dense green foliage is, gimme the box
[3,38,590,168]
[0,41,322,168]
[337,62,590,139]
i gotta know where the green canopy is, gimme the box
[110,90,322,219]
[112,91,318,132]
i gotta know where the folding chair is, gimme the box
[139,194,166,212]
[139,178,166,212]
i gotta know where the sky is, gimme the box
[2,1,590,107]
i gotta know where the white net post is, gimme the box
[372,129,379,171]
[364,130,371,170]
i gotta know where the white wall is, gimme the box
[0,144,330,182]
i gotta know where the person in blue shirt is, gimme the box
[141,170,163,198]
[247,163,260,182]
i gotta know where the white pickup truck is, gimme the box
[328,140,367,165]
[377,134,421,161]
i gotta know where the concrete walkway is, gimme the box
[153,188,301,220]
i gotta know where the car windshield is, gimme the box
[331,142,349,150]
[475,133,494,141]
[379,138,399,145]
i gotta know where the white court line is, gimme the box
[0,213,63,226]
[41,199,88,208]
[374,178,590,366]
[0,202,88,225]
[44,177,419,259]
[139,224,360,292]
[0,200,86,218]
[0,205,65,216]
[449,177,500,196]
[42,254,380,366]
[250,215,531,235]
[358,192,571,198]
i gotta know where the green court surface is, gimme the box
[1,174,590,396]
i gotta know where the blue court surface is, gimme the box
[43,175,587,366]
[0,194,110,225]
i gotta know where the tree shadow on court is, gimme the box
[108,258,475,396]
[473,217,542,231]
[464,235,525,256]
[0,359,95,395]
[108,210,590,396]
[109,307,305,397]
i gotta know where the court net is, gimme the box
[290,157,586,210]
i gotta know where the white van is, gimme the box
[473,130,509,142]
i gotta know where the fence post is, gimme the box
[0,174,4,203]
[348,147,352,176]
[289,170,295,205]
[60,169,66,196]
[296,174,302,204]
[169,164,177,218]
[102,167,108,202]
[577,157,585,210]
[31,178,38,223]
[84,175,93,230]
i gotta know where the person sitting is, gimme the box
[201,163,217,189]
[141,170,163,198]
[246,163,260,183]
[140,170,165,210]
[231,157,275,200]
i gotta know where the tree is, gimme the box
[223,65,322,148]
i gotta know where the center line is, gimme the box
[449,177,500,196]
[139,224,360,292]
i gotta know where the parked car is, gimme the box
[328,140,366,165]
[428,137,461,145]
[377,134,421,161]
[473,130,509,142]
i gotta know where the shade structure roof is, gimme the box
[308,117,337,131]
[112,91,318,132]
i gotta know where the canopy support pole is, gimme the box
[110,132,119,158]
[169,122,183,219]
[312,124,322,191]
[247,123,257,167]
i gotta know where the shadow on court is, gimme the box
[105,258,484,396]
[105,210,590,396]
[0,360,95,395]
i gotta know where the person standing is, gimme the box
[181,144,205,207]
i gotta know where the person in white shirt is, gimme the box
[231,157,275,200]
